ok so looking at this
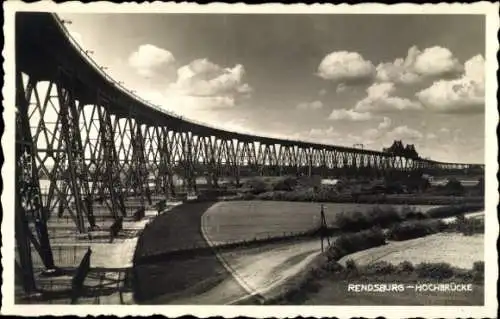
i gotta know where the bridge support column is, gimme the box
[15,70,56,284]
[207,137,219,188]
[98,106,126,219]
[58,70,97,232]
[182,132,197,194]
[158,127,175,198]
[129,120,151,209]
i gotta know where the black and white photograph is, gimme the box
[2,2,498,318]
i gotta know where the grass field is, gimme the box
[202,201,440,245]
[338,233,483,270]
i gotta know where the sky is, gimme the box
[60,13,486,164]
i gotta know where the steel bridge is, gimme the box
[14,12,484,297]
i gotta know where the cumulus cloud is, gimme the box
[386,125,423,141]
[291,126,341,144]
[363,128,379,138]
[220,118,254,134]
[295,126,380,147]
[317,51,375,84]
[319,89,327,96]
[376,46,462,84]
[426,133,437,140]
[297,100,323,110]
[336,83,349,94]
[129,44,176,77]
[308,126,340,138]
[376,46,421,84]
[237,83,253,94]
[145,58,253,111]
[169,58,251,98]
[140,90,168,105]
[416,54,484,113]
[328,109,373,121]
[190,96,236,109]
[413,46,462,77]
[137,89,238,118]
[377,116,392,130]
[355,82,422,112]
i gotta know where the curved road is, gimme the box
[132,201,323,304]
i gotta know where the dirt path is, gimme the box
[167,239,323,305]
[221,240,323,304]
[201,215,324,304]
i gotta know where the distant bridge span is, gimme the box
[14,13,484,294]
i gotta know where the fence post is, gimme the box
[118,271,124,304]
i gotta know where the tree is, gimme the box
[443,178,464,196]
[272,177,298,191]
[245,178,267,194]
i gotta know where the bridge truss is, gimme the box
[14,12,484,295]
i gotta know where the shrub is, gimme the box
[455,213,466,224]
[384,172,431,193]
[335,211,369,231]
[473,261,484,273]
[244,178,268,194]
[384,181,405,194]
[443,178,465,196]
[396,261,414,273]
[463,218,484,236]
[363,261,396,275]
[272,177,298,191]
[405,211,427,220]
[426,204,484,219]
[454,269,474,281]
[445,214,484,236]
[243,193,256,200]
[369,206,403,227]
[415,262,454,280]
[323,261,344,273]
[387,219,445,241]
[473,269,484,283]
[345,259,358,272]
[330,227,386,258]
[334,206,404,232]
